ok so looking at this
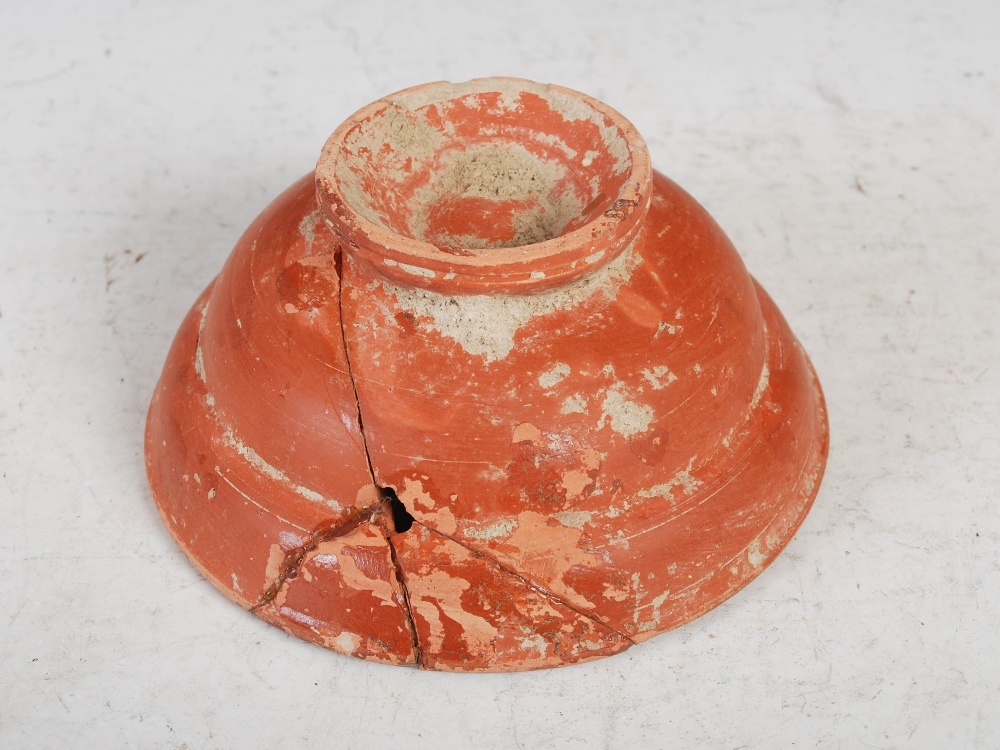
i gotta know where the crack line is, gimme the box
[336,247,378,481]
[381,509,423,667]
[415,521,636,646]
[335,245,422,665]
[250,503,381,611]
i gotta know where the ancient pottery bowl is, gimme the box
[145,78,829,671]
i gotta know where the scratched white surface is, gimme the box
[2,1,998,747]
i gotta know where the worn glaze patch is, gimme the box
[394,524,631,671]
[385,243,639,361]
[256,521,417,665]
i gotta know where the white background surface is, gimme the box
[2,1,998,747]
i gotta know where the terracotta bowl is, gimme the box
[145,77,828,671]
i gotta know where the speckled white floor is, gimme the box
[2,1,998,747]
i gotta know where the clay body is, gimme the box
[145,78,829,671]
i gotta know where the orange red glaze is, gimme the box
[146,78,828,670]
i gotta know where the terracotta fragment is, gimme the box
[145,77,828,670]
[255,515,417,664]
[394,522,631,671]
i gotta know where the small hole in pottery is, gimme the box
[382,486,414,534]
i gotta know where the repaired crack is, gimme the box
[414,520,637,646]
[330,244,627,663]
[336,247,379,483]
[380,498,423,667]
[250,503,381,611]
[335,245,422,666]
